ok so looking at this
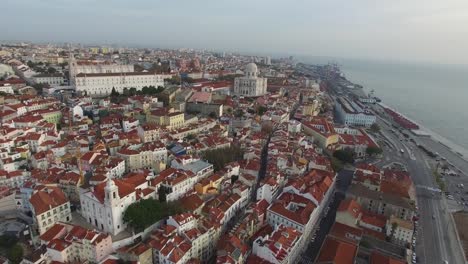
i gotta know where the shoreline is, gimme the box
[337,70,468,162]
[379,100,468,159]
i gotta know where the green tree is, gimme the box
[209,112,217,119]
[202,145,244,171]
[331,157,344,172]
[129,87,137,96]
[0,235,18,248]
[370,123,380,133]
[7,244,23,264]
[122,87,129,96]
[231,175,239,184]
[47,67,56,74]
[333,148,355,164]
[110,87,119,97]
[366,146,383,156]
[234,109,244,118]
[158,186,167,202]
[134,64,145,72]
[123,198,185,231]
[257,106,267,116]
[166,76,181,85]
[32,83,46,94]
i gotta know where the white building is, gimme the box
[0,170,29,188]
[335,97,376,127]
[0,84,14,94]
[29,186,72,235]
[40,223,113,263]
[69,57,134,86]
[386,215,414,247]
[75,72,169,96]
[252,225,302,264]
[32,74,65,86]
[233,63,267,97]
[79,175,153,235]
[256,177,280,203]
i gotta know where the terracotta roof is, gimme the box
[316,236,357,264]
[92,179,136,203]
[370,251,406,264]
[337,198,362,219]
[39,223,66,242]
[29,187,68,215]
[329,222,362,244]
[268,192,316,226]
[360,211,387,229]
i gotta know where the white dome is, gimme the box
[245,63,258,73]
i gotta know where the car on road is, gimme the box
[432,214,436,219]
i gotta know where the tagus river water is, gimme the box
[302,56,468,156]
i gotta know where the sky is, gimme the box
[2,0,468,64]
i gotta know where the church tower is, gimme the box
[104,178,119,206]
[69,51,77,86]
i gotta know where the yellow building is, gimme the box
[165,112,185,129]
[302,118,339,150]
[302,100,320,116]
[89,47,100,54]
[147,109,184,129]
[195,173,223,195]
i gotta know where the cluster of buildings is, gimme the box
[315,163,417,263]
[335,97,376,127]
[0,43,396,264]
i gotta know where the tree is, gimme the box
[123,198,185,231]
[7,244,23,264]
[366,146,383,156]
[231,175,239,184]
[47,67,56,74]
[202,145,244,171]
[158,186,167,202]
[333,148,355,164]
[110,87,119,97]
[388,222,398,242]
[129,87,137,96]
[331,157,344,172]
[134,64,145,72]
[209,112,217,119]
[257,106,267,116]
[0,235,18,248]
[370,123,380,133]
[122,87,129,96]
[185,134,196,141]
[32,83,46,94]
[234,109,244,118]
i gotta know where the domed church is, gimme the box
[234,63,267,97]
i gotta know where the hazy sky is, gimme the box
[2,0,468,64]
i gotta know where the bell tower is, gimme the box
[104,177,119,206]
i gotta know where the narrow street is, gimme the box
[299,169,355,263]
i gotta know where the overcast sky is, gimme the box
[2,0,468,64]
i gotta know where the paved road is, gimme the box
[376,117,466,264]
[299,170,355,264]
